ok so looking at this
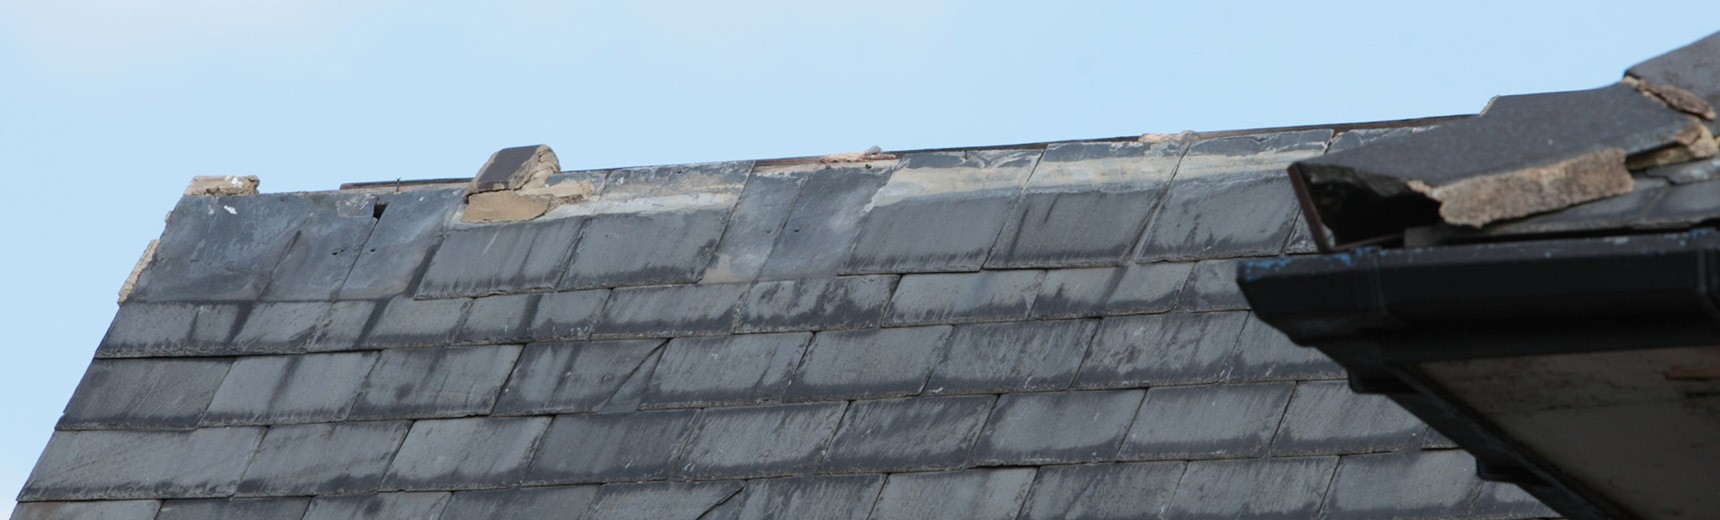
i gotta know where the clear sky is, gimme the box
[1,1,1714,513]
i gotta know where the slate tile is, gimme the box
[260,193,378,301]
[1320,450,1479,520]
[494,340,663,415]
[559,210,729,289]
[1326,126,1435,154]
[925,320,1095,396]
[235,421,410,496]
[1475,176,1668,237]
[96,303,242,358]
[577,161,749,215]
[784,326,951,402]
[1643,175,1720,226]
[456,293,538,344]
[1120,383,1294,461]
[972,390,1144,465]
[1423,426,1460,450]
[1226,313,1344,382]
[530,289,609,341]
[59,358,231,430]
[701,170,807,283]
[1137,130,1329,261]
[1019,461,1185,520]
[300,492,450,520]
[1030,263,1193,319]
[8,501,160,520]
[711,475,883,520]
[415,217,585,299]
[21,428,264,500]
[348,345,521,420]
[1176,258,1250,311]
[307,300,378,353]
[989,140,1185,269]
[340,188,465,300]
[758,163,894,280]
[359,296,468,349]
[1076,312,1249,389]
[442,486,599,520]
[584,481,744,520]
[231,301,330,354]
[1471,481,1558,519]
[676,403,846,480]
[591,283,748,339]
[870,468,1036,520]
[525,410,698,485]
[734,275,895,333]
[1272,380,1428,456]
[1629,31,1720,133]
[1163,457,1338,519]
[1644,154,1720,185]
[202,353,376,426]
[642,333,809,409]
[843,150,1039,274]
[1284,213,1320,254]
[130,194,343,302]
[883,270,1043,326]
[597,345,664,414]
[155,498,310,520]
[384,416,550,491]
[820,395,993,473]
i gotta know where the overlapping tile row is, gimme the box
[19,129,1560,519]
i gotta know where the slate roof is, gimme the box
[15,125,1560,520]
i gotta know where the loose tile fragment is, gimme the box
[642,333,809,409]
[1320,450,1479,520]
[493,340,662,415]
[1120,383,1293,461]
[202,352,377,426]
[236,422,410,496]
[10,501,161,520]
[675,403,845,479]
[714,475,883,520]
[384,416,549,491]
[1018,462,1185,520]
[156,498,309,520]
[884,270,1043,326]
[843,150,1038,274]
[926,320,1095,395]
[415,217,584,298]
[348,345,521,420]
[758,163,894,280]
[442,486,599,520]
[821,396,995,473]
[60,358,231,430]
[1163,457,1338,519]
[1138,130,1329,261]
[973,390,1144,465]
[1629,31,1720,132]
[870,469,1036,520]
[785,326,951,402]
[300,493,450,520]
[591,283,748,339]
[525,411,697,485]
[989,140,1183,268]
[1272,380,1428,456]
[22,428,264,501]
[735,275,895,333]
[1077,312,1248,389]
[583,481,743,520]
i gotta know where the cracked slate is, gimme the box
[1019,462,1185,520]
[989,141,1183,269]
[1629,31,1720,133]
[758,164,894,280]
[1029,263,1193,319]
[1176,258,1250,312]
[582,481,743,520]
[1163,457,1339,519]
[232,301,330,353]
[22,428,264,501]
[641,333,809,409]
[702,170,807,283]
[870,469,1036,520]
[926,320,1095,396]
[339,188,465,300]
[9,501,161,520]
[1077,312,1249,389]
[973,390,1144,466]
[493,340,662,416]
[441,486,599,520]
[1120,383,1294,461]
[883,270,1043,326]
[675,403,846,480]
[1273,380,1428,456]
[735,275,895,333]
[842,150,1039,274]
[709,475,883,520]
[384,416,549,491]
[300,493,450,520]
[155,498,310,520]
[785,326,951,402]
[591,283,748,339]
[202,352,378,426]
[1138,130,1330,261]
[820,395,994,473]
[559,210,729,289]
[358,296,468,349]
[347,345,521,420]
[456,294,537,344]
[235,421,410,496]
[59,358,231,430]
[97,303,242,358]
[525,410,697,485]
[529,289,609,341]
[597,344,663,414]
[1320,450,1478,520]
[131,193,361,302]
[415,216,585,299]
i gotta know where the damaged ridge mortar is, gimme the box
[462,145,597,223]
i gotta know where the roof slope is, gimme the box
[16,127,1555,519]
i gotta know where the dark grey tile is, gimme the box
[784,326,951,402]
[1137,130,1329,261]
[716,475,883,520]
[301,493,450,520]
[1272,381,1428,456]
[9,501,160,520]
[96,303,242,358]
[131,193,358,302]
[870,468,1036,520]
[21,428,264,500]
[591,283,748,339]
[1120,383,1294,461]
[1030,263,1193,319]
[1226,313,1344,382]
[1019,462,1186,520]
[1284,213,1320,254]
[308,300,378,353]
[442,486,599,520]
[416,217,585,299]
[60,358,231,430]
[456,293,538,345]
[235,421,410,496]
[560,210,728,289]
[989,141,1184,269]
[1630,31,1720,133]
[260,194,378,301]
[231,301,330,354]
[1644,175,1720,226]
[843,150,1039,274]
[471,144,552,192]
[1176,259,1250,311]
[1320,450,1479,520]
[1164,457,1338,519]
[676,403,845,480]
[1327,126,1435,154]
[597,344,664,415]
[525,410,698,485]
[973,390,1144,466]
[1471,481,1558,519]
[701,170,807,283]
[340,188,465,300]
[156,498,310,520]
[348,345,521,420]
[384,416,550,491]
[758,164,894,280]
[203,352,377,426]
[530,289,609,341]
[642,333,809,409]
[883,270,1043,326]
[1077,312,1248,389]
[926,320,1095,395]
[584,481,743,520]
[821,395,994,473]
[735,276,895,333]
[494,340,662,415]
[359,296,468,349]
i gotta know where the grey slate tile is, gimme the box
[59,358,231,430]
[416,217,585,299]
[1176,258,1250,311]
[926,320,1095,395]
[456,293,538,344]
[1272,381,1428,456]
[9,501,160,520]
[820,395,994,473]
[1227,313,1344,382]
[676,403,846,480]
[1630,31,1720,133]
[842,150,1039,274]
[973,390,1144,466]
[131,193,352,302]
[260,194,378,301]
[1471,481,1558,519]
[235,421,411,496]
[560,210,728,289]
[1120,383,1294,461]
[1164,457,1339,519]
[155,498,310,520]
[883,270,1043,326]
[701,170,807,283]
[442,486,599,520]
[584,481,743,520]
[1327,126,1435,154]
[870,468,1036,520]
[301,492,450,520]
[1644,175,1720,226]
[712,475,883,520]
[734,275,895,333]
[384,416,550,491]
[1019,462,1186,520]
[231,301,330,353]
[758,164,894,280]
[530,289,610,341]
[359,296,468,349]
[591,283,748,339]
[308,300,378,353]
[340,188,466,300]
[96,303,242,358]
[989,140,1185,269]
[642,333,809,409]
[1320,450,1479,520]
[203,352,377,426]
[494,340,663,416]
[784,326,951,402]
[348,345,522,420]
[1137,130,1330,261]
[583,161,749,213]
[1284,213,1320,254]
[1076,312,1249,389]
[1030,263,1193,319]
[21,428,264,500]
[597,344,664,414]
[525,410,698,485]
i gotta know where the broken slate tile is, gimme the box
[9,501,161,520]
[870,469,1036,520]
[1030,263,1193,319]
[758,163,894,280]
[59,358,231,430]
[713,475,883,520]
[131,193,347,302]
[525,410,697,485]
[1467,176,1668,237]
[583,481,744,520]
[339,188,465,300]
[156,498,309,520]
[842,150,1038,274]
[1119,383,1294,461]
[1018,462,1186,520]
[1320,450,1479,520]
[1076,312,1249,389]
[820,395,994,473]
[300,493,450,520]
[675,402,846,479]
[596,345,663,414]
[989,140,1184,269]
[21,428,264,500]
[1272,380,1428,456]
[493,340,662,415]
[205,353,378,426]
[559,210,728,289]
[701,170,807,283]
[348,345,521,420]
[1629,31,1720,133]
[359,296,468,349]
[529,289,609,340]
[1175,258,1250,312]
[973,390,1144,465]
[735,275,895,333]
[235,421,410,496]
[231,301,330,354]
[442,486,599,520]
[384,416,550,491]
[1226,313,1344,382]
[925,320,1095,395]
[415,217,585,298]
[456,293,538,344]
[1137,130,1329,261]
[784,326,951,402]
[642,333,810,409]
[590,283,747,339]
[1163,457,1338,519]
[883,270,1043,326]
[260,193,378,301]
[96,302,242,358]
[1327,126,1436,154]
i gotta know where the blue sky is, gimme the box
[1,1,1714,513]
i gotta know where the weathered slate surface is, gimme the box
[236,422,410,496]
[843,150,1038,274]
[989,140,1182,268]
